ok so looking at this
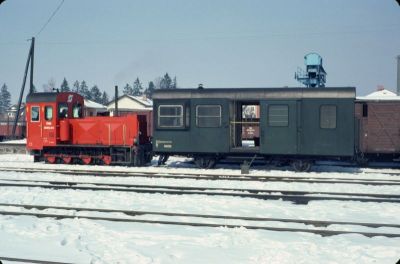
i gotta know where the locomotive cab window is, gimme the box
[158,105,184,128]
[31,106,40,122]
[58,103,68,119]
[268,105,288,127]
[44,106,53,121]
[196,105,221,127]
[73,104,83,118]
[320,105,336,129]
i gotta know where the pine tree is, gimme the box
[90,85,102,103]
[160,73,172,89]
[101,91,109,105]
[172,76,177,89]
[144,81,156,99]
[123,83,133,95]
[60,78,70,92]
[0,83,11,113]
[73,80,80,93]
[132,77,143,96]
[79,81,90,99]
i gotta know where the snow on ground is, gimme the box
[0,154,399,263]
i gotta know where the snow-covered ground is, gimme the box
[0,154,399,263]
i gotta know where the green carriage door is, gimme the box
[191,99,230,153]
[260,100,298,155]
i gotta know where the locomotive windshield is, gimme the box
[58,103,68,119]
[73,104,83,118]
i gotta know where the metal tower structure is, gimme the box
[295,53,326,88]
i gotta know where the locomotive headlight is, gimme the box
[134,137,138,145]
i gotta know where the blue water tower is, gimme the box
[295,53,327,88]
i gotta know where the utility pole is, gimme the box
[12,37,35,137]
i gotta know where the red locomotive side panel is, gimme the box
[355,101,400,154]
[69,115,139,146]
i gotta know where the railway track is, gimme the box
[0,202,399,238]
[0,178,399,204]
[1,166,400,186]
[0,256,71,264]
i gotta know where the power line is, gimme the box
[35,0,65,37]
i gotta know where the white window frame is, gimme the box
[31,106,40,122]
[158,105,184,128]
[196,105,222,128]
[44,106,53,121]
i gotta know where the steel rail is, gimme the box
[1,202,400,229]
[0,256,71,264]
[0,209,398,238]
[1,166,400,186]
[0,181,399,204]
[0,178,399,199]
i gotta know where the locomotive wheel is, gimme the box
[81,156,92,165]
[157,154,169,165]
[62,156,72,164]
[45,156,57,164]
[102,155,112,165]
[194,156,216,169]
[292,160,312,172]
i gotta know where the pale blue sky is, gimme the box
[0,0,399,101]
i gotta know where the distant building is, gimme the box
[357,87,400,101]
[84,99,107,117]
[106,95,153,116]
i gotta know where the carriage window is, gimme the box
[158,105,183,128]
[73,104,83,118]
[268,105,288,127]
[58,103,68,119]
[31,106,39,122]
[196,105,221,127]
[45,106,53,121]
[320,105,337,129]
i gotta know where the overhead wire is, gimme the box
[35,0,65,37]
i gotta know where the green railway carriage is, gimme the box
[152,87,355,171]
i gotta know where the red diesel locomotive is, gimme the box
[26,92,152,165]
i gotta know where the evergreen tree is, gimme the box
[144,81,156,99]
[79,81,90,99]
[0,83,11,113]
[60,78,70,92]
[160,73,172,89]
[101,91,109,105]
[73,80,80,93]
[123,83,133,95]
[172,76,177,89]
[132,77,143,96]
[90,85,102,103]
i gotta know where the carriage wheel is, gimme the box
[194,156,216,169]
[62,156,72,164]
[81,156,92,165]
[157,154,169,165]
[292,160,312,172]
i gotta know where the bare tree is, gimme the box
[42,78,56,92]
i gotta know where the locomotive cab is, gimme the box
[26,92,84,151]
